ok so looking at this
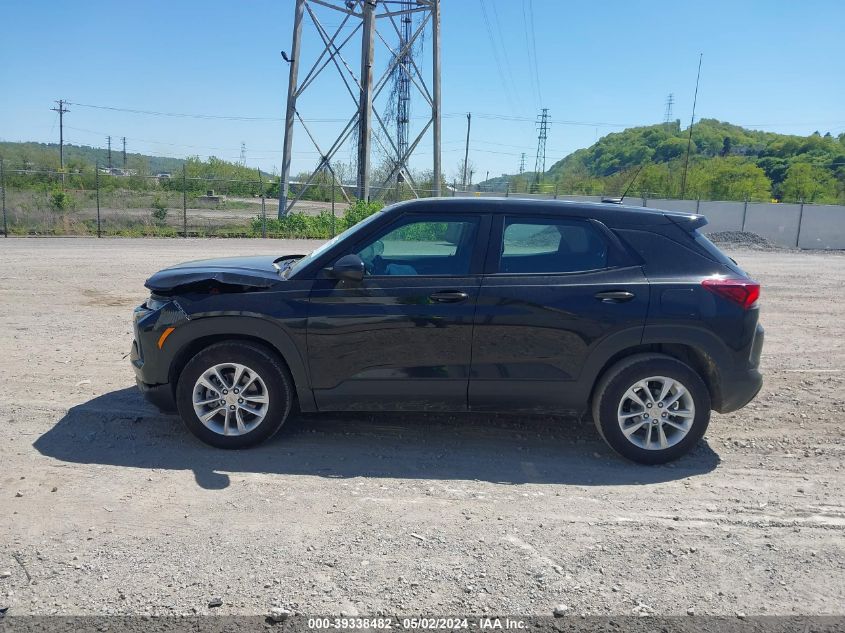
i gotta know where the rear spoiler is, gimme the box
[667,212,708,231]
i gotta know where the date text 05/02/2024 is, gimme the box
[306,617,527,630]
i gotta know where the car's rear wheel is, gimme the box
[176,341,292,449]
[591,354,711,464]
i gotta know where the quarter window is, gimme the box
[499,218,609,274]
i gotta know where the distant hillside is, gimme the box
[0,141,184,175]
[483,120,845,203]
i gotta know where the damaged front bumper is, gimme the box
[130,298,189,412]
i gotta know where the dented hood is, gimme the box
[145,255,289,293]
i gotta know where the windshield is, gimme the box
[285,210,384,278]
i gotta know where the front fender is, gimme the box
[157,315,315,412]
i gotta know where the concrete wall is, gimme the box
[453,189,845,249]
[742,203,801,247]
[798,205,845,250]
[698,201,746,233]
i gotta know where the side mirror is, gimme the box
[327,253,365,282]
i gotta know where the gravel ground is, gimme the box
[0,238,843,617]
[707,231,784,251]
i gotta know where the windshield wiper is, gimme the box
[272,256,303,277]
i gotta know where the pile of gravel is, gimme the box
[706,231,782,250]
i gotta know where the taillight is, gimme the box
[701,278,760,309]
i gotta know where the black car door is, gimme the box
[469,214,648,413]
[307,212,490,411]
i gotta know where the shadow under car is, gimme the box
[33,387,720,490]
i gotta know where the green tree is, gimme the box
[688,157,772,201]
[781,162,837,203]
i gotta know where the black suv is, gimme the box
[131,198,763,464]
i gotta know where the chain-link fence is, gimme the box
[0,163,445,239]
[2,162,845,248]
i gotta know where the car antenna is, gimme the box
[602,162,647,205]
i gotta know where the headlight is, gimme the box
[146,296,171,311]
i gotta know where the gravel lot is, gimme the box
[0,238,843,617]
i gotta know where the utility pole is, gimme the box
[107,136,112,170]
[50,100,70,173]
[680,54,703,199]
[357,0,376,202]
[278,0,304,218]
[1,159,7,238]
[122,137,127,169]
[462,112,471,190]
[534,108,549,189]
[432,0,441,196]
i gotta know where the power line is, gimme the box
[63,99,640,128]
[527,0,542,105]
[67,101,280,122]
[488,0,523,113]
[521,0,542,107]
[63,99,845,132]
[478,0,519,114]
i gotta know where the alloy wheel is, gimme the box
[192,363,269,436]
[616,375,696,450]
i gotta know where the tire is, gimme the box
[176,341,293,449]
[591,353,711,465]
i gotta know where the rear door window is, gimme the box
[498,217,609,274]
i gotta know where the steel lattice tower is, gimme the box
[664,93,674,126]
[396,0,413,165]
[278,0,441,217]
[534,108,549,187]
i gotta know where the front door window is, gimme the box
[355,216,479,276]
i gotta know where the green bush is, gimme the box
[251,200,383,239]
[49,190,73,213]
[151,196,168,225]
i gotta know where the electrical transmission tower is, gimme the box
[50,100,70,172]
[122,137,127,169]
[239,142,247,166]
[533,108,549,190]
[107,136,112,169]
[278,0,441,217]
[395,0,413,173]
[664,93,674,126]
[519,152,525,175]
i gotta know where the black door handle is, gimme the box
[595,290,635,303]
[430,291,469,303]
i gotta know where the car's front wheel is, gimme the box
[176,341,292,449]
[591,354,711,464]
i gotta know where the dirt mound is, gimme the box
[707,230,783,250]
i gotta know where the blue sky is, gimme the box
[2,0,844,182]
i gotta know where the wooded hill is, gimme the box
[0,141,185,175]
[493,119,845,203]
